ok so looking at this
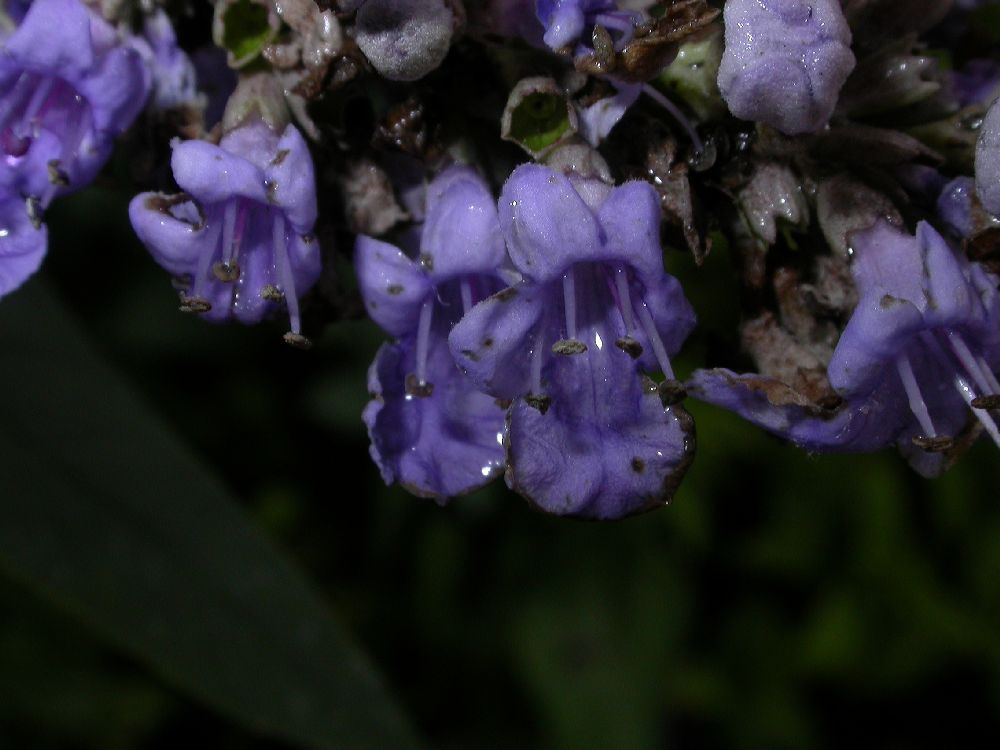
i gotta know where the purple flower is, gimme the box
[129,9,201,113]
[717,0,856,135]
[689,221,1000,476]
[449,164,696,519]
[129,120,320,340]
[536,0,629,51]
[937,176,976,239]
[949,59,1000,109]
[357,166,509,499]
[976,98,1000,217]
[0,0,149,298]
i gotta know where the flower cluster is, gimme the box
[3,0,999,520]
[0,0,150,297]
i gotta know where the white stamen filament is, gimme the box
[896,352,937,438]
[221,201,238,264]
[460,279,473,315]
[21,77,54,134]
[636,301,674,379]
[946,330,1000,397]
[952,372,1000,448]
[273,213,302,334]
[531,326,545,395]
[0,72,33,130]
[563,269,578,340]
[414,299,434,386]
[641,84,704,155]
[191,222,222,301]
[614,266,636,333]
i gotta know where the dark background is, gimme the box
[0,175,997,749]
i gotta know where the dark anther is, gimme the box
[631,457,645,473]
[212,261,241,282]
[283,332,313,350]
[461,349,480,362]
[270,149,290,167]
[552,338,588,355]
[658,379,687,407]
[419,253,434,271]
[178,293,212,313]
[495,287,517,302]
[260,284,284,302]
[494,398,512,410]
[526,394,553,414]
[386,284,404,295]
[405,373,434,397]
[25,196,42,230]
[47,159,69,186]
[971,394,1000,410]
[912,435,955,453]
[616,336,643,359]
[170,274,193,290]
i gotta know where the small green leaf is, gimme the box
[509,92,572,154]
[218,0,277,68]
[0,280,420,750]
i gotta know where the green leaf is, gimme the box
[508,92,572,154]
[0,280,419,750]
[218,0,277,68]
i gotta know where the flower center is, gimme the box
[897,329,1000,449]
[0,71,90,197]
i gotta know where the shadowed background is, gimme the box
[0,167,996,750]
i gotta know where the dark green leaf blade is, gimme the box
[0,280,419,750]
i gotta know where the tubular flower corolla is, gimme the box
[357,166,509,499]
[449,164,697,519]
[689,221,1000,476]
[717,0,856,135]
[129,120,320,342]
[0,0,149,298]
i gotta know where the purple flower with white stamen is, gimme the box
[717,0,856,135]
[129,120,320,341]
[129,9,201,113]
[0,0,149,298]
[449,164,696,519]
[689,221,1000,476]
[357,166,509,499]
[535,0,640,53]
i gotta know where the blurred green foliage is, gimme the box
[0,165,995,749]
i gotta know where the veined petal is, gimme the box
[365,337,506,499]
[264,125,317,233]
[2,0,94,74]
[171,140,269,206]
[507,357,695,519]
[597,180,668,284]
[355,235,432,338]
[448,284,546,400]
[128,192,214,278]
[499,164,603,283]
[420,166,506,282]
[0,195,47,299]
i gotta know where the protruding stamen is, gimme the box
[945,330,1000,403]
[190,221,221,305]
[563,269,578,341]
[641,84,704,156]
[896,352,937,438]
[460,279,473,315]
[530,325,545,396]
[414,298,434,386]
[273,213,302,335]
[636,301,675,379]
[613,266,637,333]
[952,372,1000,448]
[20,77,54,134]
[0,72,33,131]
